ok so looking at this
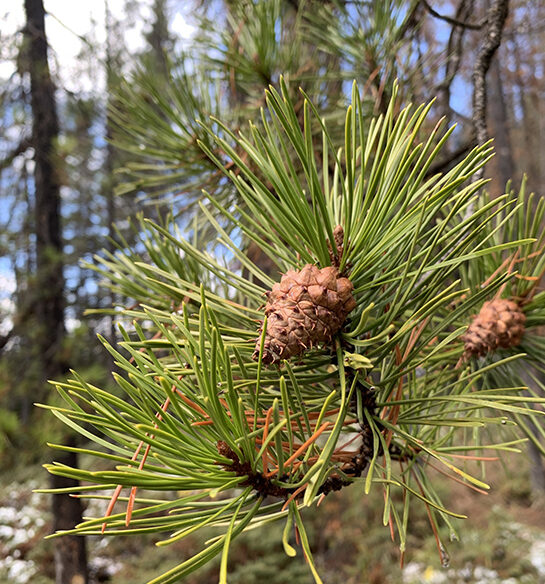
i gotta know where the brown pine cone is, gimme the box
[462,298,526,358]
[254,264,356,364]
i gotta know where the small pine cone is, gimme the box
[254,264,356,364]
[462,298,526,358]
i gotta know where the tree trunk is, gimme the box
[51,447,89,584]
[528,432,545,494]
[520,369,545,498]
[488,55,515,191]
[105,0,118,349]
[24,0,64,382]
[471,0,509,182]
[23,1,88,582]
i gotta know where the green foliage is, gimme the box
[41,83,545,584]
[0,407,18,455]
[437,178,545,456]
[110,59,222,204]
[305,0,421,98]
[109,0,425,218]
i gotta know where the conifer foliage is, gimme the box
[41,82,545,583]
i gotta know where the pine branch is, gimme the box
[42,82,545,584]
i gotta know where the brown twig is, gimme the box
[217,382,377,501]
[421,0,486,30]
[426,140,474,177]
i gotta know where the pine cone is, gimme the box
[462,298,526,358]
[254,264,356,364]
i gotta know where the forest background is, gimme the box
[2,0,545,583]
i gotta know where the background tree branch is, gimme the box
[420,0,486,30]
[0,136,31,171]
[472,0,510,160]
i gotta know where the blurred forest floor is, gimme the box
[3,452,545,584]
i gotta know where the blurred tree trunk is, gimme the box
[510,37,539,192]
[489,56,515,191]
[24,0,63,376]
[146,0,173,79]
[520,370,545,496]
[142,0,174,224]
[23,0,88,582]
[105,0,118,349]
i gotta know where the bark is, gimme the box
[472,0,510,173]
[23,1,88,581]
[146,0,172,79]
[50,448,89,584]
[510,36,539,192]
[528,428,545,494]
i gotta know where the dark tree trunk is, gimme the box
[51,446,89,584]
[528,429,545,494]
[471,0,509,182]
[24,0,64,382]
[23,1,88,582]
[147,0,172,79]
